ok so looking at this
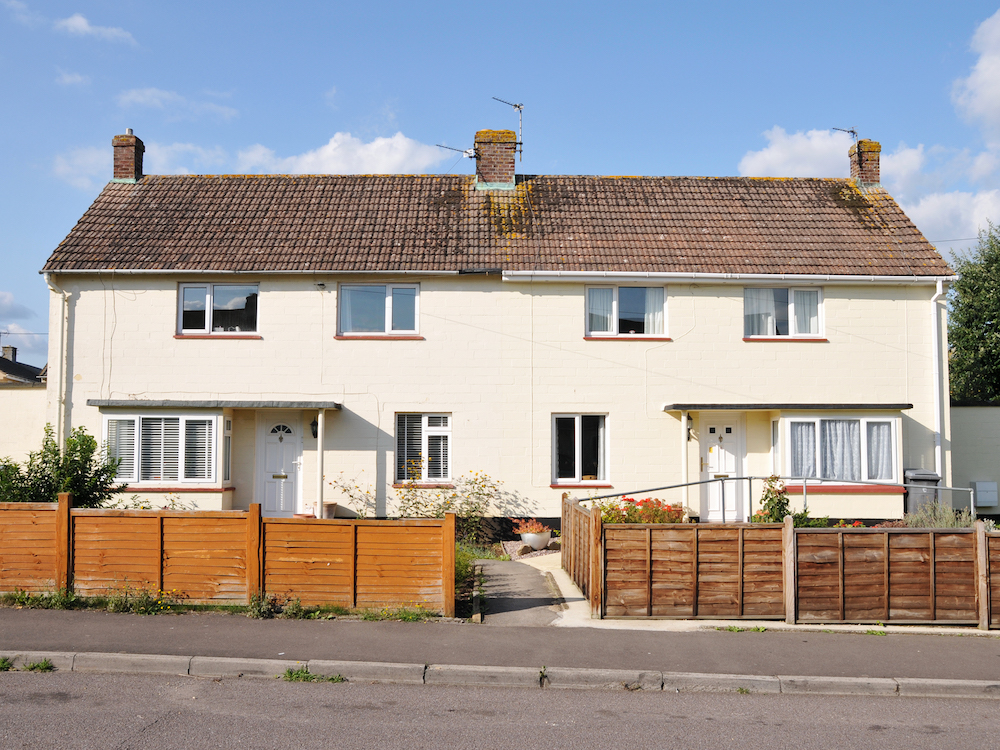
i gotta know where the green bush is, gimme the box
[0,425,126,507]
[751,476,828,527]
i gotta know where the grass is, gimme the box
[0,657,13,672]
[455,541,506,620]
[865,629,888,636]
[23,658,54,672]
[282,666,346,683]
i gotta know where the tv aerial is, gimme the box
[833,127,859,142]
[493,96,524,161]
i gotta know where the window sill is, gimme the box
[584,336,672,342]
[742,337,827,343]
[392,482,455,489]
[550,483,613,489]
[175,334,262,340]
[336,335,424,341]
[785,484,903,495]
[122,486,228,492]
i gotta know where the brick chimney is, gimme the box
[1,345,16,362]
[113,129,144,182]
[474,129,517,187]
[849,139,880,185]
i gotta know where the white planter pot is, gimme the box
[521,531,551,551]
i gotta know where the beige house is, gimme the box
[0,346,46,463]
[35,130,954,521]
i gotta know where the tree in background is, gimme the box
[0,425,125,507]
[950,223,1000,404]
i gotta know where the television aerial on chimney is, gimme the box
[493,96,524,161]
[833,127,859,143]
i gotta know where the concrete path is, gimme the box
[477,559,561,627]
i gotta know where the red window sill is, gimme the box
[175,334,262,340]
[392,483,455,489]
[550,483,613,489]
[743,337,828,343]
[785,484,904,495]
[584,337,672,342]
[336,335,425,341]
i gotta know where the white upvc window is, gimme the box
[552,414,608,484]
[396,413,451,482]
[178,283,259,334]
[339,284,419,335]
[743,287,822,337]
[104,415,218,483]
[786,417,896,483]
[586,286,667,337]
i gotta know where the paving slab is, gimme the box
[896,677,1000,698]
[663,671,782,694]
[779,675,899,696]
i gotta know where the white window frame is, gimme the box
[743,286,824,338]
[177,283,259,335]
[395,413,451,483]
[552,413,609,485]
[103,414,219,484]
[784,416,897,483]
[339,283,419,336]
[585,285,668,337]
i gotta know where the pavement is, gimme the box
[2,551,1000,698]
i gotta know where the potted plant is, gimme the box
[511,518,552,551]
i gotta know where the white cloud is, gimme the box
[2,0,43,25]
[0,323,47,364]
[236,132,445,174]
[54,13,136,45]
[0,291,35,320]
[117,88,238,121]
[899,190,1000,252]
[143,142,228,175]
[954,10,1000,144]
[53,146,106,191]
[55,68,89,86]
[738,127,854,177]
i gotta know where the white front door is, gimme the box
[701,419,743,522]
[259,414,302,516]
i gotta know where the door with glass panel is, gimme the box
[260,415,301,516]
[700,420,742,522]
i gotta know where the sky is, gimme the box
[3,1,1000,365]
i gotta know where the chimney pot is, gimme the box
[474,129,517,188]
[849,139,881,185]
[113,131,145,182]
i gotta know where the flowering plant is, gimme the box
[834,519,866,528]
[596,496,684,524]
[511,517,552,534]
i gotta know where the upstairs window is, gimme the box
[396,413,450,482]
[586,286,666,336]
[788,417,895,482]
[105,415,216,483]
[340,284,418,335]
[744,288,821,337]
[179,284,258,334]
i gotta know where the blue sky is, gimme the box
[3,1,1000,365]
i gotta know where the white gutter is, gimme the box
[503,271,957,285]
[42,273,69,447]
[931,280,945,478]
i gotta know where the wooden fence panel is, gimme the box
[604,527,647,616]
[651,527,696,616]
[0,503,59,592]
[741,527,784,617]
[696,528,740,617]
[356,524,444,611]
[72,514,160,595]
[162,516,247,603]
[989,534,1000,628]
[263,520,354,607]
[561,498,592,601]
[795,532,841,621]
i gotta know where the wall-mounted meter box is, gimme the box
[971,481,998,508]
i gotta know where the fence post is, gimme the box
[782,515,795,624]
[561,493,569,575]
[54,492,73,591]
[590,504,602,619]
[245,503,262,603]
[443,512,456,618]
[976,520,989,630]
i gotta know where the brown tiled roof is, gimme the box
[43,174,952,276]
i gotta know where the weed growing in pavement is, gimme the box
[282,666,346,683]
[749,626,767,632]
[1,588,80,610]
[359,606,433,622]
[247,592,286,619]
[865,629,887,636]
[0,657,13,671]
[737,687,750,695]
[23,658,54,672]
[106,584,181,615]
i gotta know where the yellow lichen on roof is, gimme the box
[475,130,517,143]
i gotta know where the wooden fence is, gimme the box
[563,496,1000,628]
[0,495,455,615]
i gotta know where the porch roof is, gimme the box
[663,403,913,412]
[87,399,343,410]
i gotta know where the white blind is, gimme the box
[427,434,449,479]
[140,417,180,481]
[396,414,422,481]
[184,419,214,480]
[107,418,136,481]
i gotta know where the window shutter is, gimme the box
[396,414,422,481]
[107,418,136,481]
[184,419,214,480]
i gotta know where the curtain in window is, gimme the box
[794,290,819,335]
[644,287,664,334]
[341,286,385,333]
[790,422,817,478]
[587,288,613,333]
[866,421,893,480]
[744,288,776,335]
[820,419,861,481]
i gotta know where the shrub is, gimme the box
[751,476,829,527]
[903,501,995,530]
[596,497,684,524]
